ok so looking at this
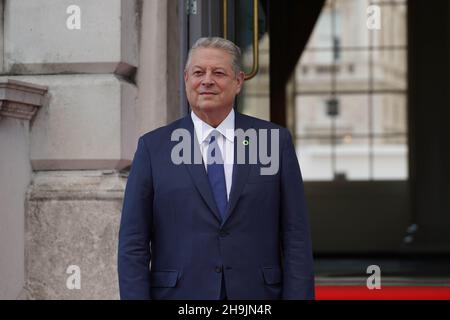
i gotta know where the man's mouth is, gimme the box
[200,92,217,95]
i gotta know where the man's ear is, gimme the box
[184,70,189,83]
[235,71,245,94]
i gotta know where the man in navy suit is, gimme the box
[118,37,314,300]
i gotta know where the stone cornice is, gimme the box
[0,79,48,121]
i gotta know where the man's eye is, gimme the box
[215,72,225,76]
[193,71,203,76]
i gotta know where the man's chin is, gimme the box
[197,104,221,112]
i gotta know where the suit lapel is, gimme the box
[221,112,253,226]
[179,116,223,223]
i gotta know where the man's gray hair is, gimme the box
[184,37,243,76]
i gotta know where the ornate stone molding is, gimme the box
[0,79,48,121]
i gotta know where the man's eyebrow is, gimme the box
[191,65,228,70]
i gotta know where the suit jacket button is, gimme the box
[215,266,223,273]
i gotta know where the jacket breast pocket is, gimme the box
[150,270,179,288]
[261,266,282,285]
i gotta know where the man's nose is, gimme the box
[201,71,214,86]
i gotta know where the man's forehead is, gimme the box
[189,48,233,68]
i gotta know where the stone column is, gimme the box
[0,80,47,300]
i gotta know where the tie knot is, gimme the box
[209,130,220,144]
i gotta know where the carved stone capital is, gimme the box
[0,79,48,121]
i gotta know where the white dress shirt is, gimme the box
[191,109,235,200]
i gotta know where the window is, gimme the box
[295,0,408,181]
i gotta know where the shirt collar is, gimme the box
[191,108,235,144]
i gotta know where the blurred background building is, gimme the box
[1,0,450,299]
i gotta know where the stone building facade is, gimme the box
[0,0,182,299]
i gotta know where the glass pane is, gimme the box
[297,49,371,94]
[373,137,408,180]
[372,94,407,137]
[235,2,270,120]
[371,0,407,2]
[296,138,333,181]
[334,94,370,136]
[306,0,371,49]
[296,95,333,138]
[372,49,407,91]
[336,137,370,180]
[296,95,334,181]
[296,50,334,94]
[337,0,371,48]
[370,1,407,48]
[306,0,340,49]
[236,34,270,120]
[335,50,370,92]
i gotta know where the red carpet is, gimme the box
[315,286,450,300]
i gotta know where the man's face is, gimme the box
[184,47,244,115]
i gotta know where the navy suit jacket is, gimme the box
[118,112,315,300]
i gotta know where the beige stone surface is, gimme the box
[25,171,127,299]
[0,74,139,171]
[4,0,139,75]
[0,117,31,299]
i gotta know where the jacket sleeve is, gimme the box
[279,128,315,300]
[118,137,153,299]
